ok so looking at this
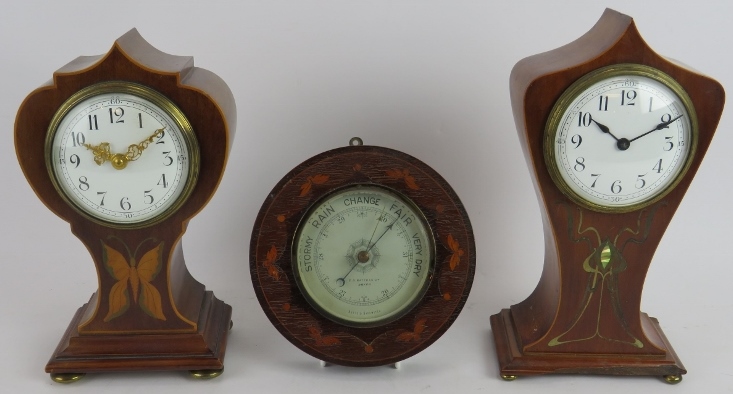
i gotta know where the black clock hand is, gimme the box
[629,115,683,143]
[591,118,632,151]
[591,118,619,141]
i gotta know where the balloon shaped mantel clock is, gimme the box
[490,9,724,383]
[250,138,475,367]
[15,29,236,382]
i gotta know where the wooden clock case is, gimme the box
[250,143,475,367]
[14,29,236,377]
[490,9,725,380]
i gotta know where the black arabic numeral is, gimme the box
[144,189,154,204]
[109,107,125,123]
[71,132,86,147]
[88,114,98,130]
[663,136,674,151]
[574,157,586,172]
[578,112,592,127]
[69,154,80,168]
[636,174,647,189]
[611,180,622,194]
[599,95,609,111]
[590,174,600,188]
[78,176,89,191]
[120,197,131,211]
[571,134,583,148]
[653,159,663,174]
[157,173,168,188]
[163,151,173,166]
[97,191,107,206]
[155,130,166,144]
[621,90,637,106]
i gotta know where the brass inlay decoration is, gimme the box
[547,206,660,348]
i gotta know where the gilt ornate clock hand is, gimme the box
[591,118,630,151]
[83,127,166,170]
[629,115,684,143]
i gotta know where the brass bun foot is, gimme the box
[50,373,86,383]
[663,374,682,384]
[501,374,518,381]
[189,368,224,380]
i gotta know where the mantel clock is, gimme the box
[15,29,236,382]
[490,9,724,383]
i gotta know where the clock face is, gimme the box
[545,64,697,212]
[293,185,434,327]
[47,82,199,226]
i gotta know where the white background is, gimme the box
[2,1,731,393]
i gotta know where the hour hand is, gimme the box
[591,118,632,151]
[591,118,619,142]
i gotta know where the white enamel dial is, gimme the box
[547,65,696,211]
[47,83,198,226]
[293,185,434,327]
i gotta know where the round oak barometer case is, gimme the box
[47,81,199,227]
[250,138,475,367]
[545,64,697,212]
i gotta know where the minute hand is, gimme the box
[629,115,683,143]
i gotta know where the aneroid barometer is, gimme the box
[15,29,236,382]
[490,9,724,383]
[250,138,475,366]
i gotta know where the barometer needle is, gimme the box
[366,215,399,252]
[337,260,359,287]
[366,204,387,249]
[338,211,399,286]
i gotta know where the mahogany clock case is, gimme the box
[490,9,724,380]
[14,30,236,375]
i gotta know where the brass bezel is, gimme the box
[45,81,200,229]
[544,64,698,213]
[291,183,437,329]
